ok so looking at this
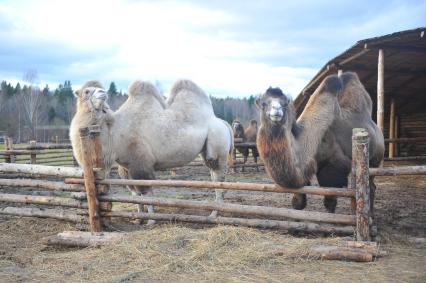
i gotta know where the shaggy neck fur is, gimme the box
[257,77,341,188]
[70,99,115,172]
[257,107,313,188]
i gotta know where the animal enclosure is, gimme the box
[1,125,426,265]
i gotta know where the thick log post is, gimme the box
[89,125,111,225]
[377,49,385,133]
[394,115,399,157]
[4,137,15,163]
[349,128,362,213]
[4,137,10,163]
[388,98,395,158]
[30,141,37,164]
[353,128,370,241]
[79,127,102,232]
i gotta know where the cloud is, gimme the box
[0,0,424,97]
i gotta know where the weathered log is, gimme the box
[0,163,83,178]
[354,128,370,241]
[0,193,111,211]
[0,150,46,155]
[34,154,73,161]
[0,178,85,192]
[384,156,426,161]
[42,231,123,247]
[103,211,354,235]
[98,194,355,225]
[341,240,381,256]
[369,165,426,176]
[26,143,72,150]
[0,193,88,208]
[64,178,355,198]
[230,163,264,169]
[27,149,73,155]
[305,246,373,262]
[79,127,102,232]
[0,206,87,223]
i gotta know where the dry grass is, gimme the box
[1,218,425,283]
[1,165,425,282]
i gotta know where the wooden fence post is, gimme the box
[4,137,10,163]
[353,128,370,241]
[30,141,37,164]
[349,129,362,213]
[79,127,102,232]
[8,138,15,163]
[89,125,111,224]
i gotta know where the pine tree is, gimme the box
[108,82,118,97]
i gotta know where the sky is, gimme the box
[0,0,425,98]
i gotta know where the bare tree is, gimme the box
[22,69,44,140]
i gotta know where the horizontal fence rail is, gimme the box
[64,178,356,197]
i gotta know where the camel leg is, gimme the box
[208,167,226,218]
[291,193,307,210]
[128,165,156,226]
[232,148,237,173]
[242,154,247,172]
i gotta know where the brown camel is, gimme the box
[244,119,259,166]
[232,120,248,172]
[256,72,384,213]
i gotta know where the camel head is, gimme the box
[256,87,294,126]
[232,120,245,138]
[249,119,258,127]
[74,80,110,114]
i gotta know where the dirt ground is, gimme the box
[0,163,425,282]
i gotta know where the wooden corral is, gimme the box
[294,27,426,160]
[2,126,426,261]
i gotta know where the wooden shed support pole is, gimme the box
[79,127,102,232]
[394,115,399,157]
[388,98,396,158]
[353,128,370,241]
[377,49,385,134]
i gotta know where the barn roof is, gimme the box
[294,27,426,116]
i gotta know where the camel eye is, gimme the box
[85,90,90,95]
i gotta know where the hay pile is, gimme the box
[34,225,346,282]
[1,218,425,282]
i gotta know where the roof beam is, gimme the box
[344,64,426,76]
[370,44,426,53]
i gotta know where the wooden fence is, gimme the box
[1,126,426,243]
[0,138,76,167]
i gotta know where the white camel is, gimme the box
[70,79,234,223]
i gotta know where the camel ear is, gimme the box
[74,90,81,98]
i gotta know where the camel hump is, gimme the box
[340,71,359,86]
[321,74,343,95]
[128,80,160,98]
[168,79,211,106]
[338,71,372,114]
[81,80,103,89]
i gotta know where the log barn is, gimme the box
[294,27,426,161]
